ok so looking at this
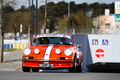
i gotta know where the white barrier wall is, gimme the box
[4,39,28,44]
[4,39,29,49]
[72,34,120,70]
[88,35,120,63]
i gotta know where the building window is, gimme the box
[105,24,110,28]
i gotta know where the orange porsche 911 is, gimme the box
[22,33,82,72]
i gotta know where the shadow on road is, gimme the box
[87,63,120,73]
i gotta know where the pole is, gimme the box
[99,0,102,15]
[30,0,34,43]
[43,0,47,33]
[32,0,34,27]
[28,0,33,45]
[35,0,38,35]
[20,24,22,43]
[68,2,70,17]
[15,24,16,39]
[28,0,30,45]
[0,0,3,63]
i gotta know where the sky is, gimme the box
[14,0,120,9]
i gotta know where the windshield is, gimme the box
[32,37,73,46]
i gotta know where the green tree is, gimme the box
[2,1,115,34]
[89,2,100,17]
[67,14,77,29]
[3,5,14,13]
[57,16,69,33]
[76,11,87,33]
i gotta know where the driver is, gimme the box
[61,38,67,44]
[43,38,49,44]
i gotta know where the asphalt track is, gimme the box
[0,70,120,80]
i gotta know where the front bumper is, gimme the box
[22,59,74,69]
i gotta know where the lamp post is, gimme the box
[28,0,34,45]
[35,0,38,35]
[0,0,3,63]
[15,24,17,39]
[68,2,70,17]
[43,0,47,33]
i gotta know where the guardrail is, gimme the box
[4,44,29,50]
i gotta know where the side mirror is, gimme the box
[77,45,82,48]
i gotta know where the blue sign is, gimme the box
[115,14,120,22]
[14,38,18,41]
[92,39,98,45]
[102,39,109,46]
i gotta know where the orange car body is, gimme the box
[22,33,82,72]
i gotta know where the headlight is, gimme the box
[64,48,72,56]
[55,49,61,54]
[34,48,40,54]
[23,48,31,55]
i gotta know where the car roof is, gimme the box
[36,33,72,39]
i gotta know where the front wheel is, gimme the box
[22,66,30,72]
[68,57,77,72]
[68,57,82,72]
[76,62,82,72]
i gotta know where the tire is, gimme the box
[68,67,74,72]
[22,66,30,72]
[32,67,39,72]
[68,57,77,72]
[76,62,82,72]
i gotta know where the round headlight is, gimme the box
[55,49,61,54]
[34,48,40,54]
[64,48,72,56]
[23,48,31,55]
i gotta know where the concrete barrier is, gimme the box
[4,44,13,49]
[13,44,29,50]
[72,34,120,72]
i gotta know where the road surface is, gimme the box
[0,70,120,80]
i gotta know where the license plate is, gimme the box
[39,64,54,68]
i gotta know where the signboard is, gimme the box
[95,49,105,58]
[14,38,18,41]
[92,39,98,45]
[115,14,120,22]
[20,24,22,33]
[115,2,120,9]
[102,39,109,46]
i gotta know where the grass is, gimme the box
[4,49,21,52]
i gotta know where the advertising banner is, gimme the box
[115,14,120,22]
[115,2,120,9]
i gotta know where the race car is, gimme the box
[22,33,82,72]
